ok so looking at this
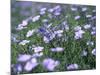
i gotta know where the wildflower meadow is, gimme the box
[11,1,96,75]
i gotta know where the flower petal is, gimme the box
[24,61,38,72]
[67,64,79,70]
[17,54,31,62]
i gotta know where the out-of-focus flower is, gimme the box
[74,15,80,20]
[57,33,63,37]
[54,30,63,37]
[42,58,60,71]
[92,10,96,12]
[16,24,27,30]
[39,27,46,33]
[40,7,47,11]
[39,8,47,15]
[43,36,50,43]
[66,64,79,70]
[32,52,43,57]
[54,30,63,34]
[33,46,44,53]
[16,25,24,30]
[46,23,52,28]
[53,5,61,16]
[14,64,22,73]
[91,16,96,20]
[86,41,94,46]
[74,29,85,39]
[16,64,22,72]
[51,47,64,52]
[43,32,55,43]
[31,58,38,64]
[86,14,92,18]
[48,8,54,13]
[53,5,61,12]
[91,31,96,35]
[74,26,82,31]
[53,5,61,10]
[42,19,48,23]
[92,48,96,56]
[16,20,28,30]
[32,15,40,22]
[17,54,31,62]
[48,5,61,14]
[62,21,69,31]
[92,27,96,31]
[22,20,28,26]
[24,58,38,71]
[40,11,46,15]
[91,27,96,35]
[81,50,87,56]
[19,20,28,27]
[82,7,87,12]
[71,7,77,11]
[19,40,30,45]
[12,64,22,73]
[48,13,53,19]
[83,24,91,29]
[26,29,35,37]
[54,11,61,16]
[11,35,19,43]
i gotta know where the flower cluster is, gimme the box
[74,26,85,39]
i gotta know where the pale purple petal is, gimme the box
[74,26,82,31]
[86,14,92,18]
[74,16,80,20]
[92,27,96,31]
[13,64,22,73]
[84,24,91,29]
[57,33,63,37]
[32,15,40,22]
[40,11,46,15]
[48,8,54,13]
[32,52,43,57]
[54,30,63,34]
[92,48,96,56]
[17,54,31,62]
[91,31,96,35]
[43,36,50,43]
[71,7,77,11]
[74,30,85,39]
[53,5,61,10]
[82,7,87,12]
[30,58,37,63]
[26,29,35,37]
[51,47,64,52]
[16,24,27,30]
[19,40,30,45]
[54,12,61,16]
[22,20,28,26]
[33,46,44,53]
[91,16,96,20]
[67,64,79,70]
[40,8,47,11]
[42,58,60,71]
[24,61,38,71]
[17,64,22,72]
